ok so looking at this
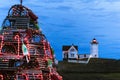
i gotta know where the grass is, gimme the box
[57,58,120,80]
[60,73,120,80]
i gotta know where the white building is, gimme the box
[62,38,99,61]
[90,38,99,58]
[79,54,90,59]
[62,44,78,60]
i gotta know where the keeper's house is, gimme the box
[62,38,99,61]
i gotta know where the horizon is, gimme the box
[1,0,120,60]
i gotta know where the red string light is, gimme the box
[14,35,20,58]
[0,35,3,54]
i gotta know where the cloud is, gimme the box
[85,0,120,13]
[62,0,120,18]
[1,0,120,60]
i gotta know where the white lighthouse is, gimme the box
[90,38,99,58]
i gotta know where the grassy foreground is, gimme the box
[59,73,120,80]
[57,58,120,80]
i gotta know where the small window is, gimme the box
[71,54,74,57]
[84,54,86,58]
[95,55,97,57]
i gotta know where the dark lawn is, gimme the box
[57,58,120,80]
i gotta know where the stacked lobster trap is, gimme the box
[0,1,62,80]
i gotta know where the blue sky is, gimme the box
[1,0,120,60]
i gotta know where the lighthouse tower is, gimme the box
[90,38,99,58]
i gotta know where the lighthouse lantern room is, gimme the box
[90,38,99,58]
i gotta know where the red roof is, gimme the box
[91,38,98,44]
